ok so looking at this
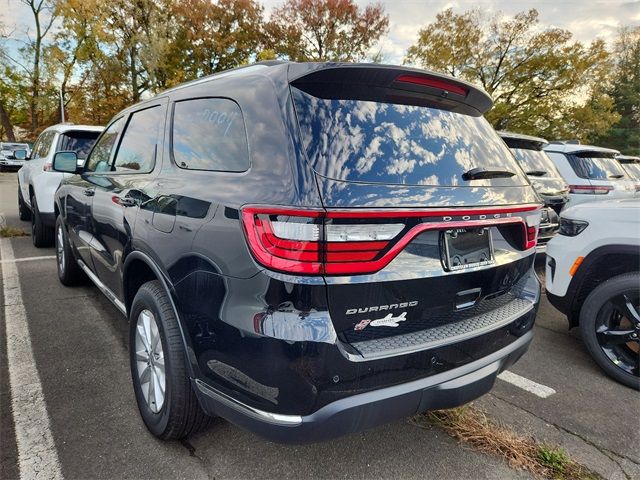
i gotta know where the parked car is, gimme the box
[543,143,637,206]
[52,62,542,443]
[616,155,640,187]
[17,124,103,246]
[0,141,31,171]
[499,131,568,251]
[546,199,639,390]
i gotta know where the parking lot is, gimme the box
[1,171,638,480]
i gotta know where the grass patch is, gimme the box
[0,226,29,237]
[411,406,598,480]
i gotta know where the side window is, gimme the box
[172,98,249,172]
[85,117,125,172]
[32,132,54,159]
[113,105,163,173]
[30,137,42,160]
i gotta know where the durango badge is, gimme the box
[354,312,408,331]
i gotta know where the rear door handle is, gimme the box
[83,188,95,197]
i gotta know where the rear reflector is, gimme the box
[242,205,541,276]
[568,184,612,195]
[395,74,468,96]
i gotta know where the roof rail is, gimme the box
[549,139,581,145]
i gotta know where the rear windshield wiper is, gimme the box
[462,167,515,181]
[609,174,624,179]
[525,170,547,177]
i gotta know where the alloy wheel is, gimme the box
[595,292,640,377]
[135,309,166,413]
[56,225,65,274]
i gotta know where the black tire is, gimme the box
[18,186,31,221]
[579,272,640,391]
[55,216,86,286]
[31,195,54,247]
[129,280,212,439]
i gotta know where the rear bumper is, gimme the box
[194,330,532,443]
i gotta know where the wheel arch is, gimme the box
[567,244,640,327]
[123,251,197,378]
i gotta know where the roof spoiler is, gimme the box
[498,131,548,151]
[288,63,492,116]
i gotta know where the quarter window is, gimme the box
[32,131,55,159]
[172,98,249,172]
[113,106,163,173]
[85,117,125,172]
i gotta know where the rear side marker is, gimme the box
[241,205,541,276]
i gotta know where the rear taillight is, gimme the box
[568,184,612,194]
[242,205,541,276]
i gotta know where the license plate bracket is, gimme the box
[441,228,494,272]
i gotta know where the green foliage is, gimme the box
[405,8,619,143]
[536,445,570,474]
[596,27,640,155]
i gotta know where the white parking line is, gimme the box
[1,238,63,479]
[0,255,56,265]
[498,370,556,398]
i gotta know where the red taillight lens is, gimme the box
[242,206,541,276]
[568,184,612,195]
[395,74,468,96]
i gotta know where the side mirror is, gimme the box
[12,149,27,160]
[52,151,80,173]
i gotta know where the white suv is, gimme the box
[0,142,31,171]
[543,143,637,207]
[545,199,639,390]
[18,124,103,246]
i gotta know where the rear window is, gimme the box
[292,87,527,187]
[567,154,628,180]
[511,148,562,178]
[620,162,640,180]
[58,131,101,159]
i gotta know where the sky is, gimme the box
[2,0,639,64]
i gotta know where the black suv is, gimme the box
[52,62,542,443]
[499,131,569,250]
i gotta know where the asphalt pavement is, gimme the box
[1,171,638,480]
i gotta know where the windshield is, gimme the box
[511,148,562,178]
[620,162,640,180]
[567,154,629,180]
[58,131,101,159]
[292,87,527,187]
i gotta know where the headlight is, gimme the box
[558,217,589,237]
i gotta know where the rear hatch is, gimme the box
[287,64,541,352]
[565,151,637,198]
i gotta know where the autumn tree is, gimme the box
[405,8,617,141]
[266,0,389,62]
[12,0,58,133]
[596,27,640,154]
[172,0,265,79]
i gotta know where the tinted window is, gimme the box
[620,162,640,180]
[58,131,101,159]
[292,87,527,186]
[113,106,163,173]
[511,148,562,178]
[567,154,628,180]
[85,117,125,172]
[32,132,55,159]
[172,98,249,172]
